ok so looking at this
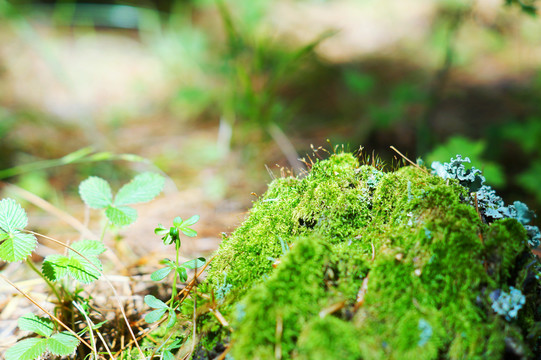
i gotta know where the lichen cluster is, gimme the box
[196,152,541,359]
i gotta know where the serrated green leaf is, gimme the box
[183,257,206,270]
[0,232,37,262]
[0,198,28,233]
[183,215,199,226]
[78,177,113,209]
[42,255,69,281]
[63,239,104,283]
[144,308,167,323]
[144,295,168,309]
[5,338,47,360]
[66,256,101,284]
[105,205,137,226]
[114,172,165,206]
[18,314,53,337]
[150,267,172,282]
[69,239,106,257]
[180,227,197,237]
[47,332,79,356]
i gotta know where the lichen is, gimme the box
[194,152,541,359]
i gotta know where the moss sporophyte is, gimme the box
[188,152,541,359]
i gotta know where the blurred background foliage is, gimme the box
[0,0,540,220]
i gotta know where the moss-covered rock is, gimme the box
[197,152,541,359]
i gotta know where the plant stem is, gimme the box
[100,222,109,242]
[26,258,62,302]
[170,241,180,308]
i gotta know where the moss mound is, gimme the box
[198,152,541,359]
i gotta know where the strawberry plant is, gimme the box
[0,171,166,359]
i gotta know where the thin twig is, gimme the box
[209,308,231,329]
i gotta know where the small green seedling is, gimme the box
[145,216,205,327]
[4,314,79,360]
[79,172,165,227]
[155,215,200,246]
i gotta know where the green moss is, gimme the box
[231,235,330,359]
[196,152,541,360]
[296,316,362,360]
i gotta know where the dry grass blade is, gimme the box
[389,146,429,174]
[267,123,305,176]
[209,307,230,329]
[1,181,97,239]
[175,256,216,307]
[318,300,346,318]
[354,275,370,312]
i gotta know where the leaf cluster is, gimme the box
[155,215,200,246]
[5,314,79,360]
[42,239,106,284]
[151,256,206,284]
[79,172,165,226]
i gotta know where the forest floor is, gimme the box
[1,0,541,356]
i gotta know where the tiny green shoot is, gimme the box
[145,215,205,328]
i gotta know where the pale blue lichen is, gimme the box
[490,287,526,321]
[432,155,540,247]
[431,155,484,192]
[418,319,433,346]
[215,272,233,301]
